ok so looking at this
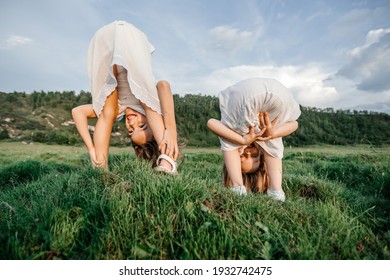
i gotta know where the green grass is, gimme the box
[0,142,389,259]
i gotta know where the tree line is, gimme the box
[0,91,389,147]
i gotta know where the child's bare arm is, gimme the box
[259,112,298,138]
[207,119,268,145]
[156,80,178,160]
[72,104,96,152]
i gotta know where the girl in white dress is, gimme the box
[207,78,301,201]
[72,21,178,173]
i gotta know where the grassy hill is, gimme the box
[1,91,390,147]
[0,143,389,259]
[0,91,128,146]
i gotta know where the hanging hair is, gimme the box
[132,140,160,168]
[132,138,186,168]
[223,150,269,193]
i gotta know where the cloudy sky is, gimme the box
[1,0,390,113]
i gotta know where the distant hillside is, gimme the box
[1,91,389,147]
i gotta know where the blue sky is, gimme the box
[1,0,390,113]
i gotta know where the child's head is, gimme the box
[126,106,183,168]
[125,107,160,167]
[223,144,269,193]
[240,144,261,173]
[125,107,153,146]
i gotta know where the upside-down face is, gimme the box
[240,143,260,174]
[125,107,153,145]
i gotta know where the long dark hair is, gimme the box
[223,150,269,193]
[132,139,185,168]
[132,140,160,168]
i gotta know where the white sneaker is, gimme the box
[266,189,285,202]
[231,185,247,196]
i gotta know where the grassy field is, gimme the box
[0,142,389,260]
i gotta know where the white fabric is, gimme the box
[218,78,301,159]
[87,20,161,118]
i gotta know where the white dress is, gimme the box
[218,78,301,159]
[87,20,162,118]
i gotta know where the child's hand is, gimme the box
[259,112,279,138]
[158,129,179,160]
[242,125,270,145]
[88,148,100,168]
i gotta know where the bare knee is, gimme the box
[71,106,79,119]
[156,80,171,91]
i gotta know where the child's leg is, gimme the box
[222,150,247,195]
[93,66,119,169]
[93,89,118,169]
[262,149,283,190]
[262,148,285,201]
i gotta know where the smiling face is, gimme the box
[125,107,153,145]
[240,143,261,174]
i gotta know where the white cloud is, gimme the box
[207,25,253,54]
[325,74,390,113]
[0,35,33,49]
[174,63,339,108]
[349,28,390,56]
[0,0,388,114]
[337,27,390,92]
[173,62,390,113]
[326,26,390,113]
